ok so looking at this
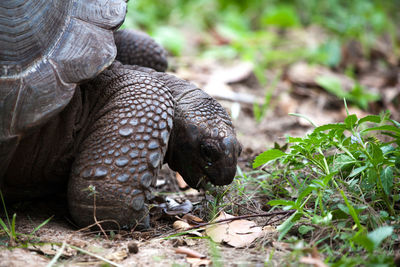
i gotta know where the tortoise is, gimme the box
[0,0,241,229]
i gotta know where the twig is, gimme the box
[46,241,66,267]
[187,210,295,230]
[92,191,109,240]
[67,244,123,267]
[76,219,120,235]
[265,211,295,225]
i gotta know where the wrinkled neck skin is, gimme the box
[116,62,241,188]
[163,77,240,189]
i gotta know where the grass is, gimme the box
[0,190,52,247]
[201,103,399,265]
[248,105,399,265]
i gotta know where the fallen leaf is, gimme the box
[182,214,205,225]
[105,250,128,262]
[28,243,76,257]
[287,62,354,91]
[176,172,188,189]
[205,211,262,248]
[209,62,254,84]
[173,220,191,231]
[299,256,329,267]
[175,247,206,259]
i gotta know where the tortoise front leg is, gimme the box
[114,29,168,72]
[68,65,174,229]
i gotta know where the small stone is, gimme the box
[128,242,139,254]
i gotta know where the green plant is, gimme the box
[253,71,281,122]
[253,106,399,265]
[0,190,52,246]
[316,76,380,110]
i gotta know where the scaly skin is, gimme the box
[68,63,174,229]
[3,32,240,229]
[114,29,168,72]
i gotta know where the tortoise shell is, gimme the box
[0,0,126,140]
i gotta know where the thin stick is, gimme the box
[92,191,108,240]
[187,210,295,230]
[46,241,66,267]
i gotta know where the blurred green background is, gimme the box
[123,0,400,69]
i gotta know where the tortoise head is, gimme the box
[165,95,241,189]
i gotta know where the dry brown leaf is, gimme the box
[262,225,276,233]
[186,257,212,267]
[28,243,76,257]
[104,250,128,262]
[287,62,354,91]
[209,62,254,84]
[205,211,262,248]
[182,214,205,224]
[175,247,206,259]
[176,172,188,189]
[173,220,191,231]
[299,256,329,267]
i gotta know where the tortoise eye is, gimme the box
[200,143,218,162]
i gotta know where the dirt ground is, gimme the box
[1,52,399,266]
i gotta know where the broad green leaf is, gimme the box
[287,136,303,143]
[348,165,368,177]
[253,149,286,168]
[268,199,295,207]
[353,233,375,253]
[369,143,384,166]
[381,166,393,195]
[367,168,377,184]
[368,226,393,249]
[315,76,346,98]
[314,123,346,132]
[296,186,314,205]
[333,154,357,172]
[358,115,381,125]
[362,125,400,135]
[340,190,362,230]
[345,114,358,129]
[322,173,335,187]
[277,211,301,240]
[260,5,300,28]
